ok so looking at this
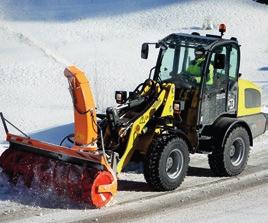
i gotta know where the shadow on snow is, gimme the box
[29,123,74,145]
[259,67,268,71]
[1,0,183,21]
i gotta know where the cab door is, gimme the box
[200,45,229,125]
[227,44,240,114]
[200,43,239,125]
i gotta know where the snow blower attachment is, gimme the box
[0,66,117,208]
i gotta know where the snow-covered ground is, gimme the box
[128,183,268,223]
[0,0,268,222]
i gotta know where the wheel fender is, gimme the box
[211,117,253,147]
[173,129,193,153]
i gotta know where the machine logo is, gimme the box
[228,98,235,110]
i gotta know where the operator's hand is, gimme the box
[186,74,198,84]
[193,77,198,83]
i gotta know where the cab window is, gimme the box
[229,47,238,80]
[159,48,175,80]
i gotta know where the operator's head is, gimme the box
[194,45,205,59]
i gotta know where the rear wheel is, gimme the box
[144,135,190,191]
[208,127,250,176]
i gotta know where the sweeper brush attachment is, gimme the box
[0,147,114,207]
[0,66,117,208]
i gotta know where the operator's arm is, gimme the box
[186,60,198,77]
[206,64,214,85]
[186,60,202,83]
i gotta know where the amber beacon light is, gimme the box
[219,23,226,37]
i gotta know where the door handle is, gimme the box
[220,88,225,93]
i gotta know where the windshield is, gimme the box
[157,44,206,89]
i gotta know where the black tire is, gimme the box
[144,135,190,191]
[208,127,250,176]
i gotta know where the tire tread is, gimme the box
[144,135,189,191]
[208,126,250,176]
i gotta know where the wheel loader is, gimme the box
[0,24,267,208]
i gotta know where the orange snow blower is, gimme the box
[0,66,117,208]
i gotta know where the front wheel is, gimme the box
[144,135,190,191]
[208,127,250,176]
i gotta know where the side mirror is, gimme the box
[141,43,149,59]
[214,53,225,69]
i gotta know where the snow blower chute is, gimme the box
[0,66,117,208]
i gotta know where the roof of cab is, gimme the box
[161,33,237,47]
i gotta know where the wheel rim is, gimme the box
[229,137,245,166]
[165,149,184,179]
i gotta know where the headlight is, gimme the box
[115,91,127,104]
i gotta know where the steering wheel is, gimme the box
[174,73,197,89]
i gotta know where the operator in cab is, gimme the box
[186,45,214,85]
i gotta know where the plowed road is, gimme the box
[0,133,267,223]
